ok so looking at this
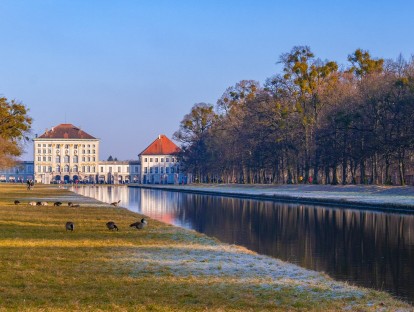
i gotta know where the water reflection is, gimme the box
[71,185,414,302]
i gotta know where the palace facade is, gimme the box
[33,124,100,184]
[0,123,186,184]
[139,134,183,184]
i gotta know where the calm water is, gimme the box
[71,185,414,302]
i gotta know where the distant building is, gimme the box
[2,125,187,185]
[98,160,130,184]
[33,124,100,184]
[139,134,184,184]
[0,161,34,182]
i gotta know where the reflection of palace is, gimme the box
[0,123,187,184]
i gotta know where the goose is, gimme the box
[130,218,148,229]
[40,202,48,206]
[65,222,74,231]
[14,200,20,205]
[110,200,121,207]
[106,221,119,231]
[53,202,62,206]
[28,201,36,206]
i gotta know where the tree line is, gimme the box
[0,97,32,168]
[174,47,414,185]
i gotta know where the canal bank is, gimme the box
[2,184,412,310]
[129,183,414,212]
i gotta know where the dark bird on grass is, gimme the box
[130,218,148,229]
[14,200,20,205]
[68,202,73,206]
[65,222,74,231]
[110,200,121,206]
[54,201,62,206]
[36,201,42,206]
[106,221,119,231]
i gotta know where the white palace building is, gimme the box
[0,123,186,184]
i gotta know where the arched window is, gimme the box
[56,165,61,172]
[48,166,52,173]
[73,165,78,173]
[55,156,60,163]
[87,166,90,173]
[64,155,70,163]
[64,165,69,172]
[73,155,78,163]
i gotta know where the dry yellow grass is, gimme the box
[0,184,411,311]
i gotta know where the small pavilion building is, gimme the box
[139,134,183,184]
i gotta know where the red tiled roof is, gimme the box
[140,135,180,155]
[38,124,96,139]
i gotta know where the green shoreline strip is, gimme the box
[0,184,411,311]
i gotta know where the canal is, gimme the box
[71,185,414,302]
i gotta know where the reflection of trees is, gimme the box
[170,193,414,301]
[74,186,414,302]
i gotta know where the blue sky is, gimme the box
[1,1,414,160]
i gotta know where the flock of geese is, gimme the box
[13,199,148,232]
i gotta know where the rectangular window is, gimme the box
[43,149,46,154]
[118,166,121,173]
[144,158,147,162]
[38,149,41,154]
[82,157,85,161]
[144,167,148,173]
[43,144,46,147]
[43,156,46,161]
[127,167,129,173]
[161,158,164,162]
[135,167,138,173]
[100,167,103,172]
[166,158,169,162]
[161,167,164,173]
[37,156,41,161]
[166,167,169,173]
[171,168,175,173]
[43,166,47,172]
[48,149,52,154]
[37,166,41,173]
[155,167,158,173]
[48,144,52,147]
[48,157,51,161]
[155,158,158,162]
[74,145,78,149]
[57,144,60,148]
[65,144,69,149]
[109,167,112,173]
[149,158,153,162]
[150,167,153,173]
[92,167,95,173]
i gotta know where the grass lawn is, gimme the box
[0,184,411,311]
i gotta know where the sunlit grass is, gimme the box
[0,184,411,311]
